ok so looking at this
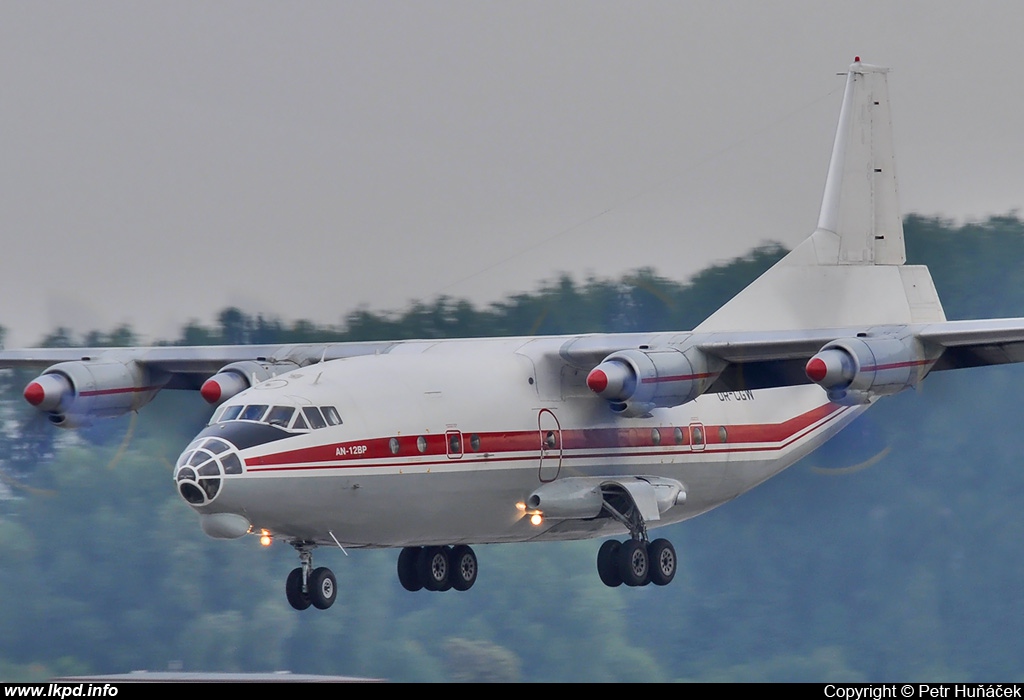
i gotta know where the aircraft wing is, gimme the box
[915,319,1024,369]
[0,342,397,391]
[4,316,1024,423]
[692,318,1024,394]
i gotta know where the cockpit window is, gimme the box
[323,405,343,426]
[303,406,327,430]
[240,405,269,422]
[210,403,343,433]
[266,406,295,428]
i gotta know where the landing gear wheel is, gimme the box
[418,546,451,591]
[309,567,337,610]
[397,547,423,591]
[437,546,453,591]
[450,545,478,591]
[617,539,650,587]
[647,538,676,586]
[286,567,311,610]
[597,539,623,587]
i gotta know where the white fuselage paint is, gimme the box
[185,336,865,549]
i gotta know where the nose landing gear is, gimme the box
[285,543,337,611]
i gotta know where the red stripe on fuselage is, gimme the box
[243,402,846,472]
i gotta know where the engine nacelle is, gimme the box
[805,336,931,405]
[527,476,687,521]
[200,359,301,404]
[23,360,167,428]
[586,347,722,417]
[527,479,604,519]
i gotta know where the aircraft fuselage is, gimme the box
[177,336,861,548]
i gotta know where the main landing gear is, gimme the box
[397,544,478,592]
[286,543,337,611]
[596,537,676,587]
[594,483,677,587]
[285,541,480,609]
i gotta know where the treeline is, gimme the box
[27,244,788,349]
[1,215,1024,681]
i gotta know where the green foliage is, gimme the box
[2,217,1024,681]
[443,638,521,683]
[146,245,786,347]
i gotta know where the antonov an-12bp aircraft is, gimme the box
[2,59,1023,611]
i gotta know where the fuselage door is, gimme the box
[537,408,563,483]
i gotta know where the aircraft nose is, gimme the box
[173,436,244,506]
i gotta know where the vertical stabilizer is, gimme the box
[696,60,944,332]
[815,60,904,265]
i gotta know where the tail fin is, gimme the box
[696,59,945,332]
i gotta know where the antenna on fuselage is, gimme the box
[328,530,348,555]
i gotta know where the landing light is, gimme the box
[530,513,543,526]
[260,529,272,547]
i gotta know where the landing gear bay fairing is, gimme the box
[4,60,1024,609]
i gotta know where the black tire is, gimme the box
[309,567,337,610]
[450,545,478,591]
[417,546,450,591]
[597,539,623,587]
[648,538,676,586]
[285,567,311,611]
[397,547,423,592]
[617,539,649,587]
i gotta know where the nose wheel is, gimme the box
[286,543,337,611]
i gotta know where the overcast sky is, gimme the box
[1,1,1022,347]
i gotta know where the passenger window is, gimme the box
[240,405,269,422]
[266,406,294,428]
[322,406,343,426]
[303,406,327,429]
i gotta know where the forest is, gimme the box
[1,214,1024,682]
